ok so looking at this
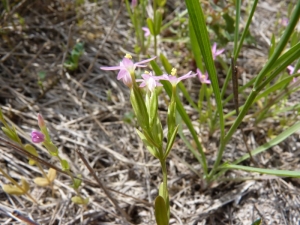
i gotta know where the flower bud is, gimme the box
[38,114,45,129]
[31,130,45,143]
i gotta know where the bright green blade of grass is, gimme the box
[232,121,300,165]
[185,0,225,175]
[220,164,300,178]
[233,0,241,57]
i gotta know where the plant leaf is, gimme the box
[164,125,179,159]
[154,196,169,225]
[24,144,38,165]
[34,177,50,187]
[3,178,29,195]
[71,196,89,205]
[47,168,56,183]
[220,163,300,178]
[136,129,160,158]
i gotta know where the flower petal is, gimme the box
[177,71,195,82]
[121,58,134,70]
[31,130,45,143]
[135,56,157,66]
[117,69,129,80]
[100,66,122,70]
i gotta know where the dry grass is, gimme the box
[0,0,300,224]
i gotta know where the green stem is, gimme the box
[153,0,157,55]
[160,159,168,201]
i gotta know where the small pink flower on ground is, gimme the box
[31,130,45,143]
[161,68,196,86]
[131,0,137,8]
[212,43,225,60]
[287,65,300,82]
[100,54,156,87]
[142,27,150,37]
[197,69,211,84]
[136,71,163,92]
[281,17,289,27]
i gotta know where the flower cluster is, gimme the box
[100,54,197,91]
[31,130,45,143]
[100,43,225,91]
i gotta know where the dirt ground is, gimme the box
[1,0,300,224]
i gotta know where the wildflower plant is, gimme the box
[0,108,88,205]
[101,55,197,224]
[32,114,89,205]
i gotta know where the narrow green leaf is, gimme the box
[2,127,15,142]
[158,182,170,219]
[266,42,300,78]
[24,144,38,165]
[43,141,59,156]
[232,122,300,165]
[130,86,150,131]
[156,0,166,7]
[60,159,69,171]
[185,0,225,151]
[186,0,224,178]
[256,44,300,92]
[220,164,300,178]
[164,125,179,160]
[167,89,176,142]
[269,34,276,58]
[235,0,258,60]
[155,196,169,225]
[188,19,203,71]
[151,116,163,149]
[149,91,158,127]
[233,0,241,56]
[160,53,172,73]
[72,176,82,189]
[251,218,262,225]
[71,196,89,205]
[154,10,162,35]
[136,129,160,158]
[254,76,293,101]
[147,18,155,36]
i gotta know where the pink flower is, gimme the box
[197,69,211,84]
[131,0,137,8]
[31,130,45,143]
[136,71,163,92]
[287,65,300,82]
[142,27,150,37]
[161,69,196,86]
[212,43,225,60]
[281,17,289,27]
[100,55,156,87]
